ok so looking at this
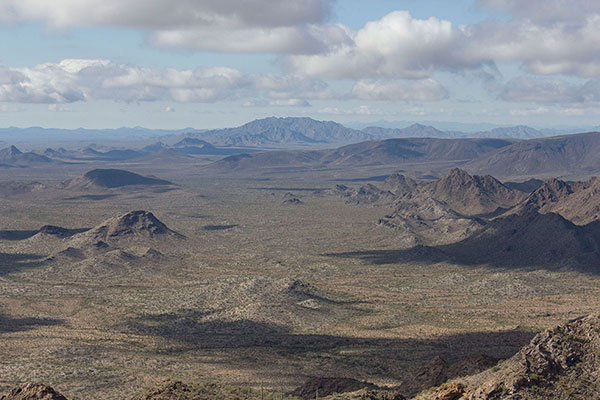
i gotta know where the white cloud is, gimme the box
[153,24,351,54]
[254,74,337,100]
[0,59,341,106]
[318,105,384,116]
[0,0,340,54]
[477,0,600,25]
[164,106,175,113]
[509,106,549,116]
[0,60,252,104]
[500,76,600,104]
[0,0,333,28]
[351,79,448,101]
[289,11,475,79]
[268,99,310,107]
[464,16,600,77]
[559,108,586,116]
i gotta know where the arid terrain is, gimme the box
[2,120,600,399]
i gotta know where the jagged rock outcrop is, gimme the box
[381,173,418,196]
[416,314,600,400]
[0,383,67,400]
[423,169,525,216]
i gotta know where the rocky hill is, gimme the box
[61,169,173,190]
[419,313,600,400]
[0,383,68,400]
[442,208,600,270]
[507,177,600,225]
[0,145,55,166]
[423,168,525,216]
[66,210,184,247]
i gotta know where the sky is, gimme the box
[0,0,599,129]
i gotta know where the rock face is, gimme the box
[468,314,600,399]
[415,314,600,400]
[379,197,484,246]
[0,383,67,400]
[62,169,172,190]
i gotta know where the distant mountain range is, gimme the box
[3,117,592,149]
[181,117,595,147]
[3,117,600,177]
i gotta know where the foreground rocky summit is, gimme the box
[0,383,67,400]
[420,313,600,400]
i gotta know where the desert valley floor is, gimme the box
[2,153,600,399]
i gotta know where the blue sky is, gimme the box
[0,0,599,129]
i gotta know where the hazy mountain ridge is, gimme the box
[210,137,516,171]
[465,131,600,178]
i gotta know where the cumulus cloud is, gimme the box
[254,74,337,100]
[288,11,479,79]
[318,105,384,116]
[478,0,600,25]
[268,99,311,107]
[0,0,333,28]
[286,9,600,79]
[500,76,600,104]
[0,59,342,105]
[0,59,252,104]
[153,24,351,54]
[351,79,448,101]
[0,0,340,54]
[463,16,600,77]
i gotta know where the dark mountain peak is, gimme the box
[63,169,172,189]
[142,142,169,152]
[69,211,184,246]
[104,211,175,238]
[0,145,23,158]
[173,137,214,148]
[37,225,86,238]
[443,167,473,182]
[407,123,433,129]
[439,168,508,191]
[6,145,22,156]
[382,173,417,189]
